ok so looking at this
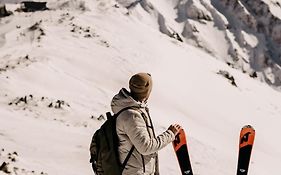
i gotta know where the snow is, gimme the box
[241,30,259,48]
[262,0,281,18]
[1,0,281,175]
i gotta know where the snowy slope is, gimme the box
[1,0,281,175]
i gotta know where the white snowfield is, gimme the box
[0,0,281,175]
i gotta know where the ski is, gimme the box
[236,125,255,175]
[172,128,193,175]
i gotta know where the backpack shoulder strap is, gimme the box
[121,146,135,172]
[114,106,145,173]
[114,106,137,117]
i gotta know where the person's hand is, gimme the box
[168,124,182,135]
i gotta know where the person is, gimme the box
[111,72,182,175]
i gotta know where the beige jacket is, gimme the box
[111,88,175,175]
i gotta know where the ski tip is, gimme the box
[242,125,255,130]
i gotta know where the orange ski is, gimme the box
[173,129,193,175]
[237,125,255,175]
[239,125,255,148]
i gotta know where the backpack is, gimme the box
[89,107,137,175]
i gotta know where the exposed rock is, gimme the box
[217,70,237,87]
[0,162,10,174]
[0,5,12,17]
[21,1,48,12]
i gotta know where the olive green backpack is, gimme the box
[89,107,136,175]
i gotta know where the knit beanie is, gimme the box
[129,73,152,101]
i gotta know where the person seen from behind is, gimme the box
[111,72,182,175]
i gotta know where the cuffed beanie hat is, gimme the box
[129,73,152,101]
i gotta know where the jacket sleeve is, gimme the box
[123,111,175,155]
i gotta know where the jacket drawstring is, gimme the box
[145,107,160,175]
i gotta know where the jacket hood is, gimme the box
[111,88,147,114]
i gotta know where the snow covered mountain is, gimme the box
[0,0,281,175]
[116,0,281,88]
